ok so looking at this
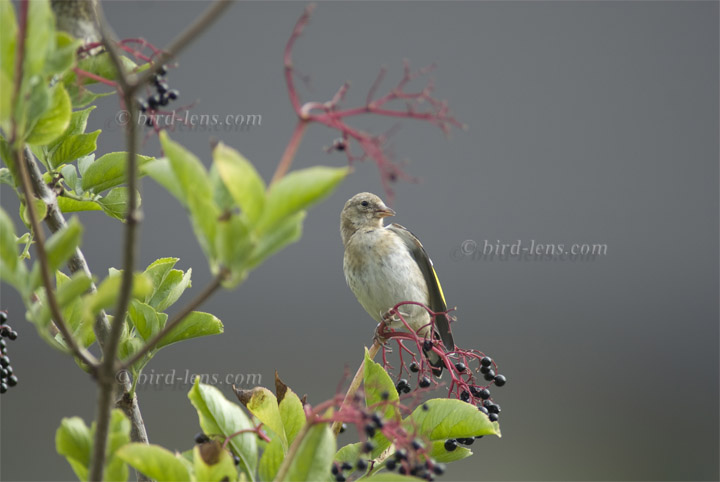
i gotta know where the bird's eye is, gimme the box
[361,201,369,207]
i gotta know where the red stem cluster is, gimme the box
[276,4,464,202]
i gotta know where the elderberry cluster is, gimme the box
[136,65,179,126]
[464,356,506,423]
[0,311,19,395]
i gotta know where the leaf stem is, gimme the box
[331,341,381,435]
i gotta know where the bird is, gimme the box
[341,192,455,375]
[51,0,101,44]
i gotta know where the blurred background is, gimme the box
[1,1,718,480]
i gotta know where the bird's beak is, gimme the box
[375,206,396,218]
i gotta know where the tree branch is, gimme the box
[87,2,233,479]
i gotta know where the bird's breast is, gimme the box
[343,229,429,326]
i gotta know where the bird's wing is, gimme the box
[387,223,455,350]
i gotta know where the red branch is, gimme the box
[274,4,464,202]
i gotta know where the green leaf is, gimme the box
[128,299,166,341]
[24,0,54,79]
[278,387,305,445]
[0,70,12,131]
[29,216,82,290]
[188,380,258,480]
[55,271,95,348]
[19,195,48,227]
[0,0,17,82]
[74,52,138,83]
[215,214,253,287]
[81,152,154,193]
[212,142,265,224]
[56,410,130,482]
[364,348,400,421]
[141,157,183,201]
[103,409,131,482]
[159,132,218,260]
[239,387,287,449]
[65,83,113,109]
[56,416,92,481]
[116,443,191,482]
[246,211,305,270]
[44,32,81,76]
[404,398,501,440]
[142,257,179,300]
[0,206,19,272]
[49,105,95,151]
[255,166,348,234]
[59,164,81,192]
[26,84,72,146]
[97,187,140,221]
[85,271,153,317]
[147,267,191,312]
[283,423,335,482]
[51,130,100,167]
[57,195,103,213]
[31,270,92,335]
[157,310,223,349]
[193,443,238,482]
[258,436,284,482]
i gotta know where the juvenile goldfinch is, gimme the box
[341,192,455,375]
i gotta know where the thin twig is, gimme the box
[331,341,381,435]
[273,419,313,482]
[87,2,233,480]
[24,148,149,447]
[270,120,308,185]
[121,271,226,370]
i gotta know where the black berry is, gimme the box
[481,356,493,367]
[356,459,367,471]
[433,463,446,475]
[489,413,499,422]
[339,423,347,433]
[362,441,374,453]
[8,331,17,341]
[444,439,458,451]
[455,362,466,373]
[371,412,384,428]
[483,369,496,381]
[381,391,389,401]
[460,390,470,402]
[411,438,424,450]
[409,362,420,373]
[233,454,240,466]
[194,432,210,444]
[386,459,397,471]
[364,424,376,438]
[394,448,407,461]
[167,89,179,101]
[7,375,17,386]
[340,462,352,472]
[419,376,431,388]
[422,403,429,411]
[478,405,489,414]
[0,383,7,394]
[479,388,491,400]
[423,340,433,351]
[331,464,339,475]
[494,374,507,386]
[0,356,9,367]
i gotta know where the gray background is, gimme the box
[1,1,718,480]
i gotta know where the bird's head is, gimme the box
[340,192,395,246]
